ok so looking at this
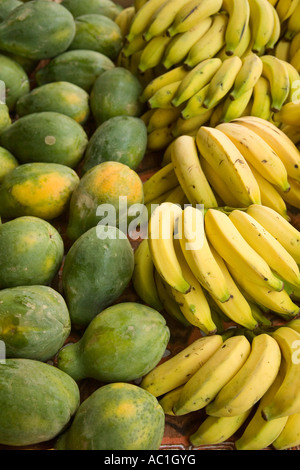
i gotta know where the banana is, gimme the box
[164,184,188,205]
[205,333,281,418]
[173,335,251,416]
[204,208,285,292]
[233,116,300,182]
[280,124,300,145]
[217,24,251,60]
[122,33,148,57]
[250,76,272,120]
[133,0,147,11]
[172,110,213,137]
[147,125,175,152]
[221,88,254,123]
[171,58,222,108]
[143,163,179,204]
[265,6,281,51]
[184,13,228,68]
[248,0,275,55]
[290,31,300,59]
[190,409,252,446]
[274,39,291,62]
[216,122,290,192]
[285,62,300,102]
[277,176,300,209]
[273,101,300,127]
[235,367,289,450]
[291,49,300,74]
[162,17,213,70]
[132,238,163,312]
[222,0,250,56]
[148,80,182,109]
[260,55,290,112]
[229,209,300,288]
[115,6,136,38]
[195,126,261,206]
[145,188,175,220]
[203,56,243,109]
[181,84,210,120]
[272,412,300,449]
[126,0,164,42]
[139,65,188,103]
[143,0,190,41]
[138,34,171,72]
[158,385,184,415]
[147,106,182,133]
[285,2,300,39]
[171,134,218,207]
[230,53,263,101]
[276,0,300,22]
[167,0,223,37]
[140,334,223,397]
[178,205,231,303]
[262,326,300,420]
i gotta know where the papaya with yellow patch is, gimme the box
[67,161,144,241]
[55,382,165,450]
[0,216,64,289]
[0,146,18,182]
[0,162,80,220]
[16,81,90,125]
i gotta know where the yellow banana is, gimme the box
[262,326,300,420]
[139,65,188,103]
[171,58,222,108]
[276,0,300,22]
[167,0,223,37]
[290,31,300,59]
[273,101,300,127]
[158,385,184,416]
[277,176,300,209]
[285,1,300,39]
[250,75,272,120]
[248,0,276,55]
[217,24,251,60]
[173,335,251,416]
[145,188,175,220]
[143,0,190,41]
[162,17,213,70]
[122,33,148,57]
[216,122,290,192]
[181,84,210,120]
[133,0,147,11]
[290,49,300,74]
[140,334,223,397]
[284,62,300,102]
[171,134,218,207]
[164,184,188,205]
[196,126,261,206]
[265,6,281,51]
[147,106,182,133]
[221,88,254,123]
[178,205,231,303]
[280,124,300,145]
[272,412,300,450]
[126,0,165,42]
[204,208,284,292]
[222,0,250,56]
[274,39,291,62]
[148,80,181,109]
[172,110,213,137]
[205,333,281,418]
[233,116,300,182]
[230,53,263,101]
[115,6,136,38]
[143,162,178,204]
[147,125,175,152]
[203,56,243,109]
[184,13,228,68]
[260,55,290,112]
[190,409,252,446]
[138,34,171,72]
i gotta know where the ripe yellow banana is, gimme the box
[171,134,218,207]
[190,409,252,446]
[280,124,300,146]
[143,0,189,41]
[172,110,213,137]
[217,23,251,60]
[250,75,272,120]
[204,208,284,292]
[262,326,300,420]
[260,55,290,112]
[276,0,300,22]
[143,162,178,204]
[184,13,228,68]
[285,1,300,39]
[171,58,222,107]
[248,0,275,55]
[272,412,300,450]
[164,184,188,205]
[290,31,300,59]
[273,101,300,127]
[246,203,300,264]
[181,84,210,120]
[173,335,251,416]
[205,333,281,418]
[126,0,164,42]
[265,6,281,51]
[221,88,254,123]
[147,126,174,152]
[196,126,261,206]
[115,6,136,38]
[162,17,213,70]
[178,206,231,303]
[222,0,250,56]
[139,65,188,103]
[122,33,148,57]
[148,80,181,109]
[290,49,300,74]
[277,176,300,210]
[158,385,184,416]
[230,53,263,101]
[140,334,223,397]
[138,34,171,72]
[167,0,223,37]
[147,106,182,133]
[216,122,290,192]
[284,61,300,102]
[274,39,291,62]
[233,116,300,182]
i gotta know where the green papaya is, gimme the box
[66,161,144,241]
[0,358,80,446]
[82,116,147,173]
[0,54,30,111]
[0,0,76,60]
[62,225,134,327]
[55,382,165,450]
[16,81,90,125]
[61,0,122,19]
[90,67,144,125]
[0,285,71,361]
[0,146,18,182]
[0,103,11,133]
[0,162,80,220]
[35,49,115,93]
[68,14,123,60]
[0,111,88,168]
[0,51,38,74]
[0,0,22,22]
[0,216,64,289]
[57,302,170,382]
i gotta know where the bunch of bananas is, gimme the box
[139,321,300,450]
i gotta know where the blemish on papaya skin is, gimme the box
[45,136,56,145]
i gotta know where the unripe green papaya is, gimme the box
[0,162,80,220]
[0,111,88,168]
[61,0,122,19]
[0,51,38,74]
[0,285,71,361]
[57,302,170,382]
[0,103,11,133]
[0,0,22,22]
[0,216,64,289]
[90,67,144,125]
[82,116,147,173]
[55,383,165,450]
[0,358,80,446]
[35,49,115,93]
[0,54,30,111]
[62,225,134,327]
[0,146,18,182]
[0,0,76,60]
[68,14,123,60]
[16,81,90,125]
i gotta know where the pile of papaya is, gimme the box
[0,0,169,451]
